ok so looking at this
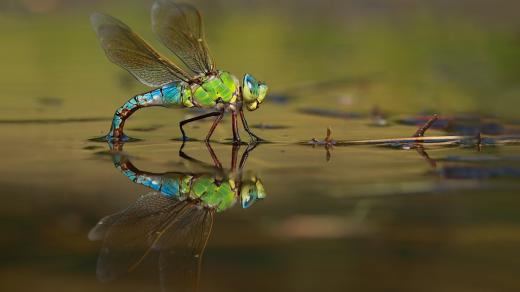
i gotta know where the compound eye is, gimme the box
[257,83,268,104]
[242,74,259,103]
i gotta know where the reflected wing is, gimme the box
[91,12,191,87]
[89,192,213,282]
[152,0,215,75]
[158,208,213,291]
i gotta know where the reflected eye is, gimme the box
[240,178,266,208]
[240,183,253,208]
[255,179,266,199]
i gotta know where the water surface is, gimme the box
[1,105,520,291]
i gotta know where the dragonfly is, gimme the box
[91,0,268,143]
[109,141,266,211]
[89,141,266,285]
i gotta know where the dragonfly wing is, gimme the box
[90,192,214,282]
[91,12,191,87]
[152,0,216,75]
[157,209,213,292]
[89,192,193,281]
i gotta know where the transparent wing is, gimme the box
[89,192,213,282]
[152,0,215,75]
[91,12,191,87]
[158,209,213,291]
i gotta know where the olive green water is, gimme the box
[1,1,520,291]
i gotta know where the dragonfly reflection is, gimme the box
[89,142,265,290]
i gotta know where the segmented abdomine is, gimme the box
[109,83,182,135]
[107,71,238,139]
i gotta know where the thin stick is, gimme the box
[476,132,482,151]
[416,146,437,168]
[325,127,333,143]
[321,135,469,145]
[301,134,520,147]
[413,114,439,137]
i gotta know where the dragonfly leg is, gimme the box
[179,111,222,141]
[205,112,224,142]
[205,142,223,169]
[231,143,240,171]
[179,141,225,172]
[231,111,241,144]
[239,141,260,169]
[239,109,264,142]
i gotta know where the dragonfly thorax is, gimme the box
[183,71,240,108]
[182,72,268,112]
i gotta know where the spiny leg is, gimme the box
[239,109,264,142]
[205,112,224,142]
[231,143,241,171]
[236,142,259,193]
[231,111,241,144]
[205,142,223,170]
[239,142,260,169]
[179,111,222,141]
[179,141,223,171]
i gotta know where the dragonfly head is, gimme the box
[241,74,268,111]
[240,175,266,208]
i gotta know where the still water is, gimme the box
[1,104,519,292]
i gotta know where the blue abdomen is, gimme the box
[128,83,183,107]
[161,82,183,106]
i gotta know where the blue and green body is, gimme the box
[112,149,266,211]
[91,3,269,142]
[109,71,244,140]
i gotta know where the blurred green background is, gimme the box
[0,0,519,120]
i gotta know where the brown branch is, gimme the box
[415,146,437,168]
[331,135,469,146]
[325,127,333,143]
[413,114,439,137]
[476,132,482,151]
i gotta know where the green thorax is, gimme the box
[181,71,239,108]
[189,176,237,212]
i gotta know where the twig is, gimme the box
[309,127,335,161]
[328,135,469,146]
[415,146,437,168]
[310,127,336,146]
[476,132,482,151]
[325,127,333,143]
[413,114,438,137]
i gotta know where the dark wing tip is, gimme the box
[90,12,130,32]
